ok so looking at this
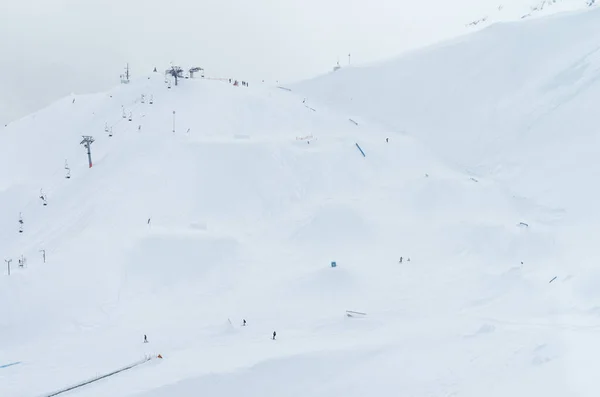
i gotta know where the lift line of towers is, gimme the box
[7,63,204,275]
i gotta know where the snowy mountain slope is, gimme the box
[293,4,600,385]
[0,74,541,397]
[2,11,599,395]
[295,7,600,223]
[464,0,596,28]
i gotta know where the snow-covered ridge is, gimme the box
[2,8,600,397]
[465,0,596,28]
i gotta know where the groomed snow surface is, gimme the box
[2,7,600,396]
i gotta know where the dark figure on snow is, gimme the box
[386,137,389,143]
[144,335,148,343]
[399,257,403,264]
[229,79,232,83]
[272,331,276,340]
[243,319,247,326]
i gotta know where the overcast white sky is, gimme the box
[0,0,544,125]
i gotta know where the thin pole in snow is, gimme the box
[172,111,176,133]
[5,259,12,276]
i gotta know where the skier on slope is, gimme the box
[272,331,276,340]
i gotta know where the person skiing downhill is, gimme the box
[144,335,148,343]
[272,331,276,340]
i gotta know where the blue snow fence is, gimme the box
[0,362,21,369]
[355,143,366,157]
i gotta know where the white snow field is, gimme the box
[2,8,600,397]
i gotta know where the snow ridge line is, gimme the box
[38,355,159,397]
